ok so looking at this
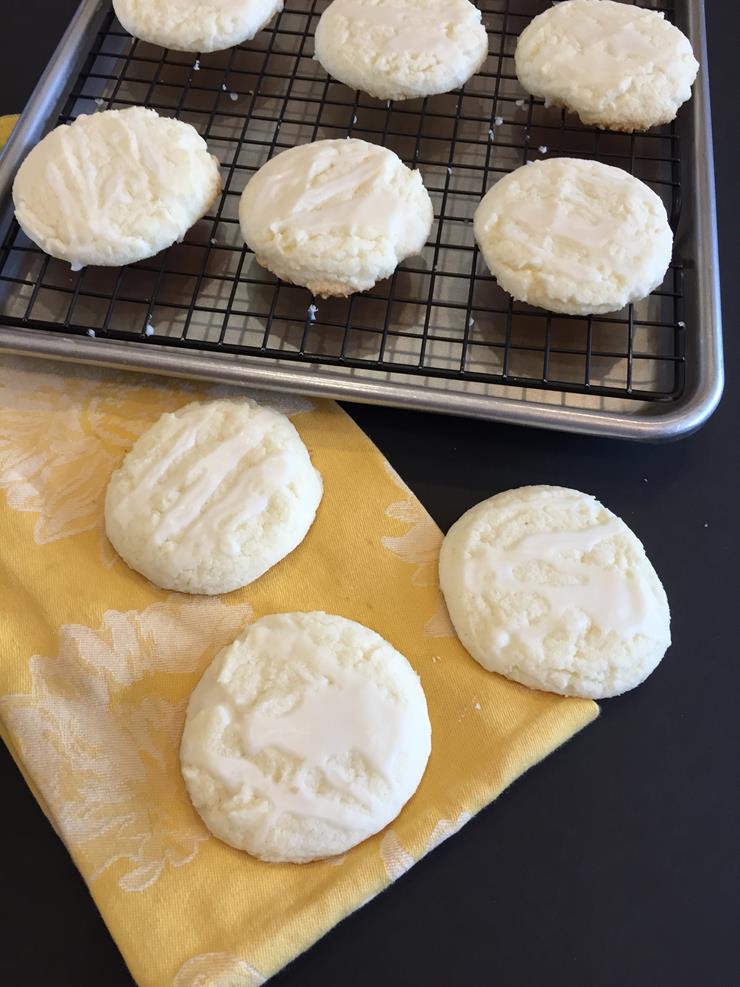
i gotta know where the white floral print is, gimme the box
[381,460,455,638]
[0,596,251,893]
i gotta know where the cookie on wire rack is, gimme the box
[314,0,489,101]
[239,138,433,297]
[473,157,673,316]
[113,0,283,53]
[515,0,699,132]
[12,107,221,270]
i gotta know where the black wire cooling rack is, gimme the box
[0,0,686,404]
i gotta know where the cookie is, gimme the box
[314,0,489,101]
[473,157,672,315]
[105,399,322,595]
[180,611,432,862]
[515,0,699,132]
[239,139,433,297]
[12,107,221,270]
[113,0,283,53]
[439,486,671,699]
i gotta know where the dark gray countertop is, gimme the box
[1,3,738,985]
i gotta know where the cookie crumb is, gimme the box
[86,328,96,337]
[193,59,200,71]
[494,115,504,126]
[474,702,481,710]
[538,145,548,153]
[229,92,238,102]
[144,323,155,336]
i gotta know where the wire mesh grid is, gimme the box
[0,0,686,405]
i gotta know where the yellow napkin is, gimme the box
[0,116,597,987]
[0,114,17,146]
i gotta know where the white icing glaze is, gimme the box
[187,622,413,834]
[500,167,658,268]
[111,409,302,558]
[246,140,420,241]
[523,1,694,95]
[466,515,660,656]
[326,0,467,58]
[563,8,665,64]
[512,192,618,249]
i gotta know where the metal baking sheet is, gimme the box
[0,0,723,438]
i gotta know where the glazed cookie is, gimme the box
[12,107,221,269]
[113,0,283,53]
[439,485,671,699]
[473,157,672,315]
[180,611,432,862]
[105,399,322,595]
[314,0,489,101]
[515,0,699,132]
[239,139,433,297]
